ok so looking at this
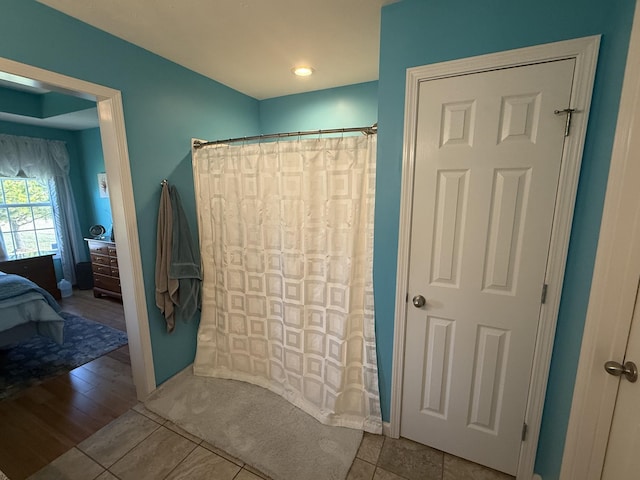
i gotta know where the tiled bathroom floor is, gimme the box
[27,402,515,480]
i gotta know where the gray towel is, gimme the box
[169,185,202,323]
[155,182,179,332]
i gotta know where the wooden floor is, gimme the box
[0,289,136,480]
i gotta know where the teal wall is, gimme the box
[259,81,378,133]
[2,1,635,477]
[0,87,40,117]
[378,1,635,478]
[41,93,94,119]
[0,86,94,119]
[76,127,112,234]
[0,0,261,385]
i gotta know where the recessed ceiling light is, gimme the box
[292,66,314,77]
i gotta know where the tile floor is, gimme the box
[27,403,515,480]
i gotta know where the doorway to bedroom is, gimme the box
[0,57,154,479]
[0,78,131,385]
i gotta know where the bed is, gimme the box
[0,271,65,347]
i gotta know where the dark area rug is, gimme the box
[0,312,128,400]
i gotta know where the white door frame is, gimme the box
[0,57,156,399]
[390,36,600,479]
[560,2,640,478]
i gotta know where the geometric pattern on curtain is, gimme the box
[0,134,88,283]
[192,135,382,433]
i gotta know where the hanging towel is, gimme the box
[169,184,202,323]
[155,182,179,332]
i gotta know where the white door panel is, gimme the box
[401,59,575,475]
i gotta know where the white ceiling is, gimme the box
[37,0,395,100]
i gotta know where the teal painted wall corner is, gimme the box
[259,81,378,133]
[75,127,112,235]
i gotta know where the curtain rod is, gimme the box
[192,123,377,149]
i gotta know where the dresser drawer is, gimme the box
[111,266,119,277]
[109,257,119,268]
[92,263,112,276]
[93,273,121,293]
[108,246,117,256]
[91,254,110,266]
[88,242,110,255]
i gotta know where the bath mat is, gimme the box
[145,366,362,480]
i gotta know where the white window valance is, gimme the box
[0,134,70,180]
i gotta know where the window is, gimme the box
[0,177,59,259]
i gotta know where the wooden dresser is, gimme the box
[86,238,122,300]
[0,254,61,300]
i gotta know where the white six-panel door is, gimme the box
[401,59,575,475]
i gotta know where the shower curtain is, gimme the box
[192,135,381,433]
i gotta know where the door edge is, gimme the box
[561,1,640,478]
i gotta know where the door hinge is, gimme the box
[522,422,528,441]
[554,108,577,137]
[541,284,548,304]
